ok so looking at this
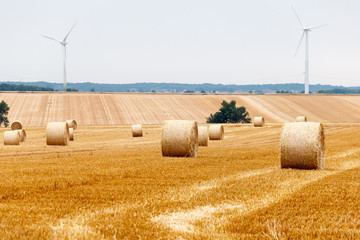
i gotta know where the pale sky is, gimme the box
[1,0,360,86]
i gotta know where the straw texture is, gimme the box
[66,120,77,130]
[254,117,265,127]
[198,126,209,146]
[161,120,198,157]
[69,128,74,141]
[132,124,143,137]
[4,131,21,145]
[11,120,22,130]
[296,116,307,122]
[14,129,26,142]
[280,122,324,170]
[209,125,224,140]
[46,122,70,146]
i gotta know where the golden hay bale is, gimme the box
[296,116,307,122]
[66,120,77,130]
[161,120,198,157]
[208,125,224,140]
[46,122,69,146]
[254,117,265,127]
[69,128,74,141]
[280,122,324,170]
[11,120,22,130]
[131,124,143,137]
[14,129,26,142]
[4,131,21,145]
[198,126,209,146]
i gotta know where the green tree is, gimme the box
[0,100,10,127]
[206,100,251,123]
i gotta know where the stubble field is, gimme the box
[0,122,359,239]
[2,93,360,126]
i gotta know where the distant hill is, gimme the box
[1,81,359,93]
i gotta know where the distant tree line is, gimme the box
[3,81,352,93]
[2,81,360,93]
[318,88,360,94]
[66,88,79,92]
[0,83,81,92]
[0,83,54,92]
[276,90,291,94]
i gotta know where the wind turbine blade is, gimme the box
[42,35,62,43]
[292,7,305,28]
[294,31,305,57]
[63,21,78,42]
[308,24,328,30]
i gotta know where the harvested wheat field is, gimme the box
[0,122,360,239]
[2,92,360,126]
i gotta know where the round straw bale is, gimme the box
[4,131,21,145]
[254,117,265,127]
[69,128,74,141]
[198,126,209,146]
[296,116,307,122]
[14,129,26,142]
[11,120,22,130]
[131,124,143,137]
[280,122,324,170]
[66,120,77,130]
[161,120,198,157]
[46,122,69,146]
[208,125,224,140]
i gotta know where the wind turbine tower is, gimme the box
[43,22,77,92]
[293,8,326,94]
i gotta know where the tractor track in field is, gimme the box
[151,148,360,235]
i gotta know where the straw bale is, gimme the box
[296,116,307,122]
[208,125,224,140]
[46,122,69,146]
[280,122,324,169]
[4,131,21,145]
[161,120,198,157]
[66,120,77,130]
[14,129,26,142]
[254,117,265,127]
[198,126,209,146]
[69,128,74,141]
[132,124,143,137]
[11,120,22,130]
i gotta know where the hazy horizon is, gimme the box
[1,0,360,87]
[1,80,359,88]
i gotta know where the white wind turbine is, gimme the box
[43,22,77,92]
[293,8,326,94]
